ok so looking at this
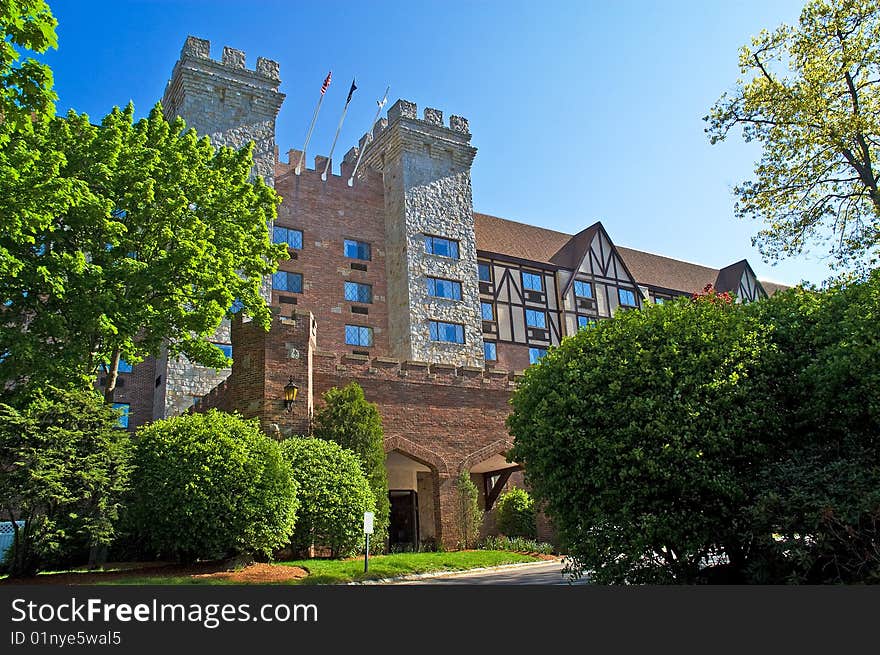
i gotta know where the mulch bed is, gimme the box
[0,561,308,585]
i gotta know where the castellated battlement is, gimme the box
[179,35,280,81]
[356,99,472,157]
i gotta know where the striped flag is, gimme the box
[321,71,332,95]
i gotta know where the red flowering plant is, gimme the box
[691,283,734,305]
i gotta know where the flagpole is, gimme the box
[295,95,325,176]
[323,80,357,181]
[296,71,332,176]
[348,86,389,187]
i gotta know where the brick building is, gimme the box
[111,37,785,549]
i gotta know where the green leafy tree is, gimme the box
[0,103,286,402]
[494,488,537,539]
[0,387,132,577]
[127,410,297,563]
[313,382,389,551]
[508,293,782,583]
[280,437,375,558]
[745,276,880,583]
[454,470,482,550]
[0,0,58,130]
[706,0,880,271]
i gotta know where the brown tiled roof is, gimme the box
[474,212,789,295]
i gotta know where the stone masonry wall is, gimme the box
[358,100,484,367]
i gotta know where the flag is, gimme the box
[346,79,357,104]
[377,87,388,109]
[321,71,332,95]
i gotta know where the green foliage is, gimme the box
[494,488,537,539]
[453,471,482,549]
[508,294,782,583]
[0,387,131,577]
[280,437,374,558]
[128,410,297,563]
[0,0,58,130]
[0,103,286,401]
[313,382,389,552]
[480,535,555,555]
[706,0,880,271]
[744,274,880,583]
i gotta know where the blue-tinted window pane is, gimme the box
[529,348,547,365]
[619,288,637,306]
[429,321,465,343]
[427,277,462,300]
[525,309,547,328]
[273,226,303,250]
[112,403,130,429]
[577,316,597,329]
[484,341,497,361]
[522,272,543,291]
[478,263,491,282]
[229,298,244,314]
[655,297,665,305]
[344,281,372,303]
[425,236,459,259]
[344,239,371,260]
[117,359,133,373]
[345,325,373,347]
[214,343,233,359]
[273,271,303,293]
[481,302,494,321]
[574,280,593,298]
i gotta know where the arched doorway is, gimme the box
[385,450,437,550]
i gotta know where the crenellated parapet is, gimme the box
[162,36,285,185]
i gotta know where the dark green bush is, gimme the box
[280,437,374,558]
[494,488,537,539]
[128,410,297,562]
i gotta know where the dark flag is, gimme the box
[347,79,357,104]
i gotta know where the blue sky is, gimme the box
[42,0,823,286]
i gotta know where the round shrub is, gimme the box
[495,488,537,539]
[280,437,374,558]
[128,410,298,562]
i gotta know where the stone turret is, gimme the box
[357,100,482,367]
[162,36,285,184]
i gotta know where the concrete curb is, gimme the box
[347,558,566,585]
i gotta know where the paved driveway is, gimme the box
[393,559,590,585]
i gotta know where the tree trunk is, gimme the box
[103,348,121,404]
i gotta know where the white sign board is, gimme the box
[363,511,375,535]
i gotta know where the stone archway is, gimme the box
[383,436,448,550]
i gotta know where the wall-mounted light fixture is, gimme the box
[283,377,299,413]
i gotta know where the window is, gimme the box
[345,325,373,347]
[229,298,244,314]
[655,297,666,305]
[213,343,233,359]
[522,271,543,292]
[117,359,132,373]
[273,271,303,293]
[429,320,465,344]
[273,226,303,250]
[478,263,492,282]
[618,288,637,307]
[529,348,547,365]
[426,277,462,300]
[424,235,459,259]
[574,280,593,298]
[481,302,494,321]
[525,308,547,328]
[344,239,371,261]
[112,403,130,429]
[577,316,597,329]
[484,341,497,361]
[344,281,373,303]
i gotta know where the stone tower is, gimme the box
[357,100,483,367]
[161,35,285,184]
[156,36,285,417]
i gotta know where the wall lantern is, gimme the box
[283,377,299,413]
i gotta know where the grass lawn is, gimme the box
[109,551,543,585]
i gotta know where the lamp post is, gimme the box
[283,377,299,413]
